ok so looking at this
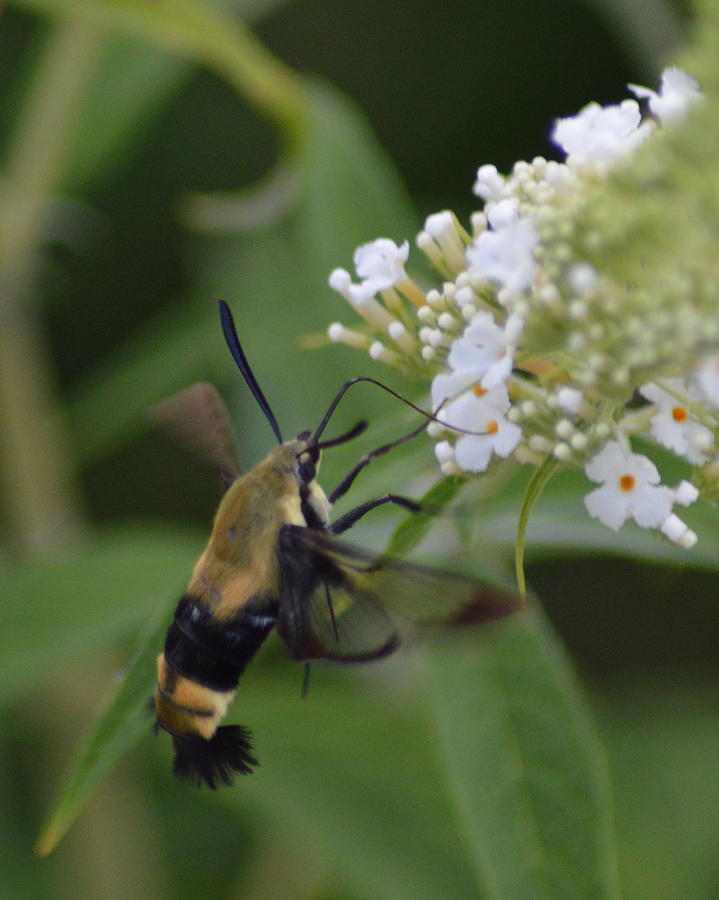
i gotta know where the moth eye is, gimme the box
[297,444,320,484]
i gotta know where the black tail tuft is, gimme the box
[172,725,259,789]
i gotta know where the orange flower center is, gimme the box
[619,474,635,492]
[473,384,487,398]
[671,406,687,422]
[486,420,499,434]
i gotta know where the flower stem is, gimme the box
[515,455,558,602]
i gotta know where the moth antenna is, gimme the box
[219,301,283,444]
[172,725,258,789]
[313,377,475,442]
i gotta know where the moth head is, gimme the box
[295,432,321,486]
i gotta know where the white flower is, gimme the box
[628,67,702,126]
[565,262,598,296]
[434,439,461,475]
[661,482,698,548]
[441,386,522,473]
[423,211,457,242]
[418,211,468,273]
[543,160,573,189]
[431,369,479,409]
[353,238,409,292]
[584,440,675,530]
[486,198,520,230]
[473,164,506,201]
[552,99,653,167]
[639,380,713,464]
[328,267,394,329]
[556,386,584,416]
[431,311,524,403]
[674,480,699,507]
[660,514,697,549]
[328,267,353,297]
[466,217,539,293]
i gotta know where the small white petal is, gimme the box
[354,238,409,292]
[491,420,522,456]
[472,164,506,201]
[640,380,711,464]
[423,211,455,240]
[552,99,653,166]
[329,268,352,296]
[660,513,689,543]
[431,371,478,409]
[556,387,583,415]
[454,435,495,472]
[434,440,456,464]
[630,484,675,528]
[629,67,702,125]
[674,480,699,506]
[584,485,628,531]
[446,310,523,391]
[466,218,539,293]
[486,198,520,230]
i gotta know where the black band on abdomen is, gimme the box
[163,594,277,692]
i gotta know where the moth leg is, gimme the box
[301,662,311,698]
[328,421,427,503]
[330,494,421,535]
[324,583,339,639]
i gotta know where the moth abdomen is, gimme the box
[153,593,277,785]
[172,725,258,789]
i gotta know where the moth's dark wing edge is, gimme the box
[276,525,522,664]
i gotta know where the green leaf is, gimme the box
[60,37,192,191]
[293,76,417,278]
[68,303,223,467]
[0,525,201,705]
[58,0,298,190]
[215,661,483,900]
[34,607,170,857]
[68,76,418,467]
[33,611,481,894]
[385,475,466,559]
[425,607,620,898]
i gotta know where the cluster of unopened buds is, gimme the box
[327,68,716,549]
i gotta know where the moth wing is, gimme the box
[151,382,241,486]
[276,525,520,663]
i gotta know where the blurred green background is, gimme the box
[2,0,718,897]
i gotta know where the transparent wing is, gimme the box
[151,382,240,486]
[276,525,520,663]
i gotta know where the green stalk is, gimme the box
[515,455,558,602]
[0,22,101,550]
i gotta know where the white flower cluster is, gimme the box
[327,68,713,549]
